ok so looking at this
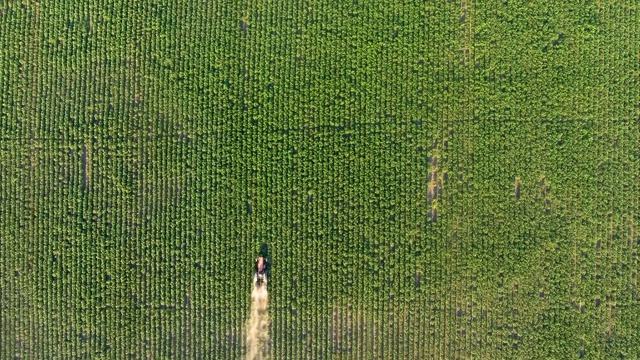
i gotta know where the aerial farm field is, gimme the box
[1,0,639,359]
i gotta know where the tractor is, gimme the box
[254,255,269,287]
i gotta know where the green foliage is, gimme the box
[0,0,639,359]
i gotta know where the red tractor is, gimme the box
[254,255,269,287]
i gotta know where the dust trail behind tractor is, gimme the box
[246,255,270,360]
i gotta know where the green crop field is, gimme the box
[1,1,639,359]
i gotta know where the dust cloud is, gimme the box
[245,275,270,360]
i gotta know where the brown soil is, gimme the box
[427,169,438,203]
